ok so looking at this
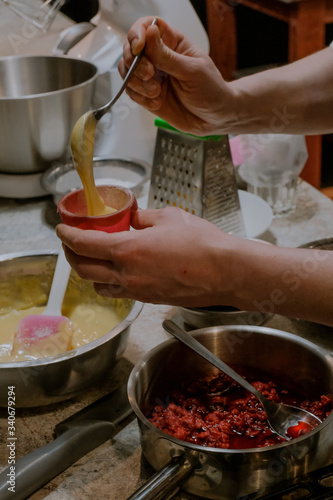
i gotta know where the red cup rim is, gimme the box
[57,185,138,227]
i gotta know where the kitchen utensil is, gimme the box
[0,383,132,500]
[148,118,246,236]
[42,158,150,204]
[92,17,158,122]
[13,248,72,358]
[163,320,321,440]
[299,237,333,250]
[128,325,333,499]
[178,304,271,329]
[0,55,98,174]
[1,0,65,31]
[68,18,156,218]
[58,185,138,232]
[54,22,95,55]
[0,250,143,407]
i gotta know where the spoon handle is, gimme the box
[163,320,264,401]
[43,247,71,317]
[93,17,158,121]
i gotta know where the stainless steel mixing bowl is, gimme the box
[0,55,98,174]
[128,325,333,499]
[0,250,143,407]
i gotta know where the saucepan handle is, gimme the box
[126,451,199,500]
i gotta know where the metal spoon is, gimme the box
[93,17,158,121]
[162,320,322,440]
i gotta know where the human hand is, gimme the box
[119,16,235,136]
[56,207,238,306]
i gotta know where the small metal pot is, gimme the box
[0,55,98,174]
[178,305,271,329]
[299,238,333,250]
[0,250,143,407]
[128,325,333,500]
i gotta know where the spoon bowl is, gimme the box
[162,320,322,440]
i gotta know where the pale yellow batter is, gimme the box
[70,111,116,216]
[0,272,131,363]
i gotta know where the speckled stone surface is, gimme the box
[0,180,333,500]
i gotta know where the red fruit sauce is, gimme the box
[147,371,332,449]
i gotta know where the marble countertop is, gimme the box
[0,180,333,500]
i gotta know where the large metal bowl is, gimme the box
[128,325,333,499]
[0,250,143,407]
[0,55,98,174]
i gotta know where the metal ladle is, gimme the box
[162,320,322,440]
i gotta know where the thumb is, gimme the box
[145,25,195,80]
[131,208,161,230]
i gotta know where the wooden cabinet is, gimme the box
[206,0,333,189]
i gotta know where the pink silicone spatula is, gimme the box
[12,248,74,358]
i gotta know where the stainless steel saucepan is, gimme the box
[128,325,333,500]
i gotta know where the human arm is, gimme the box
[119,16,333,136]
[56,208,333,327]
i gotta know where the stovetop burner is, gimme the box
[244,460,333,499]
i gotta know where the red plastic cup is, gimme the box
[57,185,138,232]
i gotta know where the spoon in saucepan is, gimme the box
[162,320,322,440]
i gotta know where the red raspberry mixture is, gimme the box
[148,372,332,449]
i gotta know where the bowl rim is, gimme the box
[128,324,333,454]
[0,54,98,101]
[0,249,144,368]
[41,156,151,199]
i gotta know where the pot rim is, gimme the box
[0,249,144,368]
[41,157,151,200]
[0,54,98,101]
[128,325,333,454]
[299,237,333,249]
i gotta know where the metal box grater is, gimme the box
[148,120,245,236]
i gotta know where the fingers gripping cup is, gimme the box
[57,185,138,233]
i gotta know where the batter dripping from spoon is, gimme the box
[70,111,117,216]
